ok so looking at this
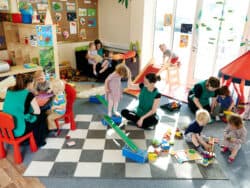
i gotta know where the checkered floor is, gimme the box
[23,113,226,179]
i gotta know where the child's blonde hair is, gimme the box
[115,64,129,78]
[50,79,65,95]
[34,70,44,79]
[196,109,211,125]
[228,114,243,128]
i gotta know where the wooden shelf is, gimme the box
[0,65,42,77]
[2,22,59,78]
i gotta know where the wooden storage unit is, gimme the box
[2,22,59,78]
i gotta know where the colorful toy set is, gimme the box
[147,139,171,162]
[160,101,181,112]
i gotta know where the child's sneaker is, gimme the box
[220,146,228,153]
[228,156,235,163]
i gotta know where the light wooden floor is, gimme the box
[0,154,45,188]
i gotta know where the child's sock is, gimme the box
[196,145,206,154]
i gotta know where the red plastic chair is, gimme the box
[55,83,77,135]
[0,112,38,164]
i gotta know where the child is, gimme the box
[184,109,211,154]
[99,51,113,74]
[87,42,103,76]
[159,43,180,66]
[221,114,247,163]
[105,64,130,117]
[33,70,51,95]
[47,79,66,130]
[211,85,234,121]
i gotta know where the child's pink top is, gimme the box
[106,72,122,103]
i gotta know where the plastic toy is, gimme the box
[163,130,171,141]
[122,145,147,163]
[148,152,158,162]
[175,128,183,139]
[160,101,181,112]
[151,139,161,147]
[89,95,102,104]
[101,115,122,126]
[104,115,138,152]
[161,140,170,152]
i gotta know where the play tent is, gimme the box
[218,50,250,106]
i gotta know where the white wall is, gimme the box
[57,42,89,69]
[99,0,156,70]
[98,0,131,49]
[140,0,156,68]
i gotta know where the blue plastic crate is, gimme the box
[101,115,122,126]
[22,14,32,24]
[122,145,147,163]
[89,95,102,104]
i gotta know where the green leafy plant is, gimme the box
[118,0,129,8]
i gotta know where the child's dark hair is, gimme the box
[228,114,243,128]
[218,85,230,96]
[145,73,161,83]
[207,76,220,88]
[94,39,102,47]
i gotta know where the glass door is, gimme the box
[154,0,250,87]
[189,0,250,84]
[153,0,198,85]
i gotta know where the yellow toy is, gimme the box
[148,153,158,162]
[174,128,183,139]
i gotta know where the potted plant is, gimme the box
[118,0,130,8]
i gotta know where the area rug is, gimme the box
[70,82,105,98]
[23,108,227,179]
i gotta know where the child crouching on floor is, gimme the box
[184,109,211,154]
[221,114,247,163]
[47,79,66,130]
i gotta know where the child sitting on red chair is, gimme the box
[47,79,66,130]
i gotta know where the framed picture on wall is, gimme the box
[164,14,172,26]
[0,0,9,11]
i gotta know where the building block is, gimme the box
[161,140,170,151]
[122,145,147,163]
[89,95,102,104]
[101,115,122,126]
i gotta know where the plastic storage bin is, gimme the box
[22,14,32,24]
[12,13,22,23]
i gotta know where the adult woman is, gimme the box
[121,73,161,129]
[3,73,48,147]
[94,39,104,57]
[188,76,220,113]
